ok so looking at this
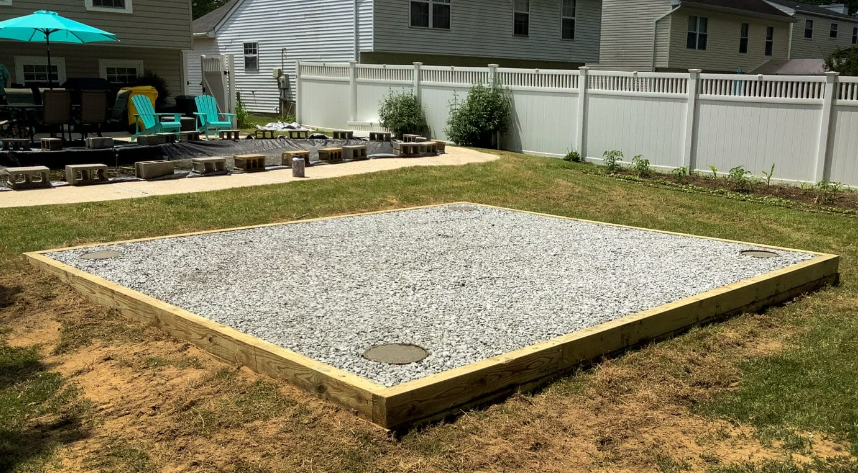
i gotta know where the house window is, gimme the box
[410,0,450,29]
[831,23,838,38]
[765,26,774,56]
[739,23,749,53]
[687,16,708,50]
[243,42,258,72]
[561,0,576,40]
[514,0,529,36]
[99,59,142,84]
[13,56,66,85]
[805,19,813,38]
[85,0,132,13]
[853,26,857,44]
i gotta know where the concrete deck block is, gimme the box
[179,131,201,141]
[1,139,31,151]
[234,154,266,172]
[134,160,175,179]
[417,142,438,155]
[343,145,368,161]
[402,134,418,143]
[192,157,228,175]
[137,135,167,146]
[393,141,420,157]
[282,150,310,168]
[65,164,108,186]
[332,130,354,140]
[254,129,276,139]
[156,133,178,144]
[4,166,51,190]
[369,132,391,142]
[287,130,309,139]
[318,147,343,163]
[219,129,240,140]
[86,137,115,149]
[431,139,447,153]
[41,138,62,151]
[415,136,428,142]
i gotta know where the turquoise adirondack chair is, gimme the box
[194,95,236,139]
[130,95,181,140]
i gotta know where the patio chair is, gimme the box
[42,89,72,143]
[107,89,130,131]
[130,94,180,140]
[194,95,235,140]
[5,89,35,105]
[77,90,108,138]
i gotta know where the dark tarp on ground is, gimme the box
[0,138,395,169]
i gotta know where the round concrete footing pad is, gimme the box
[80,250,122,260]
[364,344,428,365]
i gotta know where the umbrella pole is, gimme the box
[45,33,53,90]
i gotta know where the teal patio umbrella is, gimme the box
[0,10,118,88]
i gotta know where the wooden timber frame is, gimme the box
[25,203,840,431]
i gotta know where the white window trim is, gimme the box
[853,26,858,44]
[409,0,451,29]
[0,0,13,7]
[243,42,259,72]
[98,59,143,82]
[85,0,133,14]
[13,56,66,84]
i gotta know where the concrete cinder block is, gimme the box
[254,129,276,139]
[282,150,310,168]
[218,129,240,140]
[134,160,175,179]
[369,132,391,142]
[431,139,447,153]
[234,154,266,172]
[332,130,354,140]
[415,136,428,142]
[287,130,309,139]
[4,166,51,190]
[156,133,178,144]
[402,134,418,143]
[179,131,201,141]
[41,138,62,151]
[342,145,368,161]
[318,147,343,163]
[1,139,31,151]
[192,157,228,175]
[137,134,167,146]
[393,141,420,157]
[65,164,108,186]
[86,137,115,149]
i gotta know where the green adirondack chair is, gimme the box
[194,95,236,139]
[130,94,181,140]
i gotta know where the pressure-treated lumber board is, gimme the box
[25,203,840,430]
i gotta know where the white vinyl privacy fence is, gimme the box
[296,61,858,187]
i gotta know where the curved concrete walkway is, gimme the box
[0,147,497,208]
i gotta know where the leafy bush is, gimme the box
[672,167,689,183]
[378,90,427,139]
[602,150,623,172]
[825,47,858,76]
[563,151,581,162]
[727,165,755,192]
[631,155,652,177]
[446,81,511,147]
[133,70,170,109]
[235,96,250,129]
[815,180,844,204]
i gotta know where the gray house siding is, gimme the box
[371,0,603,66]
[596,0,674,71]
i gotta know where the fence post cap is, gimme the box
[488,64,499,68]
[349,60,357,65]
[688,69,702,73]
[579,66,590,71]
[413,62,423,66]
[825,71,840,77]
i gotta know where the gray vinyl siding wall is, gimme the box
[372,0,603,65]
[789,12,858,59]
[596,0,674,71]
[203,0,373,113]
[0,43,184,100]
[667,8,790,72]
[0,0,192,49]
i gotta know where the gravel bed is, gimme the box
[46,204,814,387]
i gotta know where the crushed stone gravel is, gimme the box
[47,204,814,386]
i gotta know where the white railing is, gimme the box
[839,77,858,101]
[356,64,413,83]
[300,63,349,79]
[496,68,579,89]
[588,71,687,95]
[421,66,490,85]
[699,74,826,100]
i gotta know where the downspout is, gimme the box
[788,21,794,59]
[652,5,681,72]
[354,0,360,62]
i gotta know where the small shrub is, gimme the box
[815,180,844,204]
[708,165,718,180]
[762,163,776,186]
[672,166,689,183]
[631,155,652,177]
[602,150,623,172]
[727,165,755,192]
[235,97,250,129]
[446,81,511,147]
[563,150,581,162]
[378,90,427,139]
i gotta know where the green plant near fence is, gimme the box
[446,81,511,148]
[378,90,427,139]
[602,150,623,172]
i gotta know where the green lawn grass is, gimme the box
[0,151,856,471]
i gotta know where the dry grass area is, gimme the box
[1,152,856,472]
